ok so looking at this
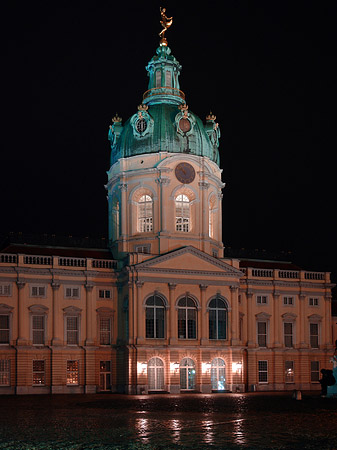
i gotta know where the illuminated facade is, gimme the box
[0,36,335,395]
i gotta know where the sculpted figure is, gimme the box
[159,7,173,40]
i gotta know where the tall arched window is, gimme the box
[208,194,216,238]
[180,357,196,390]
[177,296,197,339]
[209,296,227,340]
[145,294,165,339]
[175,194,190,232]
[211,358,226,391]
[148,357,164,391]
[138,194,153,232]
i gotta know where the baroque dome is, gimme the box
[108,45,221,166]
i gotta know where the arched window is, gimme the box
[208,194,216,238]
[155,70,161,87]
[175,194,190,232]
[209,296,227,340]
[148,357,164,391]
[211,358,226,391]
[138,194,153,232]
[180,357,196,390]
[177,296,197,339]
[145,294,165,339]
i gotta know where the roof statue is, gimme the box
[159,7,173,46]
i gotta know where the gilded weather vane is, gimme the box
[159,7,173,46]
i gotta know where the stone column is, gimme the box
[136,281,144,344]
[217,192,223,246]
[168,283,177,344]
[247,291,255,347]
[85,284,94,346]
[200,284,208,345]
[324,295,332,347]
[231,286,240,345]
[199,181,209,249]
[119,182,128,252]
[16,281,26,345]
[51,282,61,345]
[128,281,134,344]
[273,292,281,348]
[299,294,308,348]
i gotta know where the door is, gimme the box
[180,357,196,390]
[148,357,164,391]
[99,361,111,391]
[211,358,226,391]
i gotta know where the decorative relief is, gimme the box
[130,105,154,139]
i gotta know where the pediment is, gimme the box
[133,246,243,278]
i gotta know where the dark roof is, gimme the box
[0,232,113,259]
[239,259,302,271]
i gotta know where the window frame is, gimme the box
[258,360,268,384]
[145,294,166,339]
[0,304,13,345]
[285,360,294,383]
[30,285,46,298]
[0,283,12,297]
[309,297,319,307]
[137,194,153,233]
[32,359,45,386]
[284,322,294,348]
[256,295,268,305]
[0,359,10,386]
[208,296,228,340]
[257,321,268,348]
[309,322,319,349]
[66,360,79,386]
[64,286,81,299]
[283,296,294,306]
[175,194,190,233]
[310,360,320,383]
[177,295,198,340]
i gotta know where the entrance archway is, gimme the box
[180,357,196,390]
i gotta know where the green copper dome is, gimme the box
[108,46,221,166]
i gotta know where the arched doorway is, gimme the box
[180,357,196,390]
[148,357,164,391]
[211,358,226,391]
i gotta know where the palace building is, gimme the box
[0,17,336,395]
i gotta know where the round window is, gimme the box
[179,118,191,133]
[136,118,147,133]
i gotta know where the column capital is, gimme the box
[198,181,209,190]
[85,283,94,292]
[119,183,128,191]
[199,284,208,291]
[168,282,177,291]
[16,281,25,290]
[230,285,238,292]
[136,280,144,288]
[51,282,60,291]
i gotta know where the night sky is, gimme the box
[2,2,336,283]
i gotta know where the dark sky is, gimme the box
[2,1,336,281]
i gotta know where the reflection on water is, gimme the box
[200,419,214,445]
[232,417,247,447]
[169,418,181,444]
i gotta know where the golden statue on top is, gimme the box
[159,7,173,46]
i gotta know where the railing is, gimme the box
[143,86,185,101]
[278,270,299,279]
[252,269,273,278]
[241,267,327,282]
[304,271,325,280]
[0,253,116,270]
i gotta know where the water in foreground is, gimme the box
[0,392,336,449]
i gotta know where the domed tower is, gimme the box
[107,19,224,260]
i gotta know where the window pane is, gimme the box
[67,317,78,345]
[178,309,186,339]
[258,361,268,383]
[209,310,217,340]
[285,361,294,383]
[67,360,79,385]
[146,307,154,338]
[100,317,111,345]
[217,310,227,339]
[0,315,9,344]
[155,307,165,339]
[0,360,10,386]
[187,309,196,339]
[33,360,45,385]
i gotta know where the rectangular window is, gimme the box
[134,245,150,254]
[98,289,111,299]
[65,287,80,299]
[100,317,111,345]
[285,361,294,383]
[32,315,45,345]
[165,70,171,87]
[309,297,319,306]
[32,360,45,385]
[310,361,320,382]
[31,286,46,297]
[310,323,319,348]
[0,284,11,296]
[258,360,268,383]
[66,360,79,385]
[66,316,79,345]
[257,295,268,305]
[99,361,111,391]
[284,322,293,348]
[257,322,267,347]
[0,360,10,386]
[0,315,10,344]
[283,296,294,306]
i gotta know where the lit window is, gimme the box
[310,361,320,382]
[100,317,112,345]
[99,361,111,391]
[211,358,226,391]
[0,360,10,386]
[310,323,319,348]
[180,357,196,390]
[284,322,293,348]
[258,360,268,383]
[257,322,267,347]
[145,295,165,339]
[178,296,197,339]
[66,360,79,385]
[209,296,227,340]
[175,194,190,232]
[32,360,45,385]
[285,361,294,383]
[148,357,164,391]
[32,315,45,345]
[66,316,79,345]
[138,194,153,232]
[0,315,10,344]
